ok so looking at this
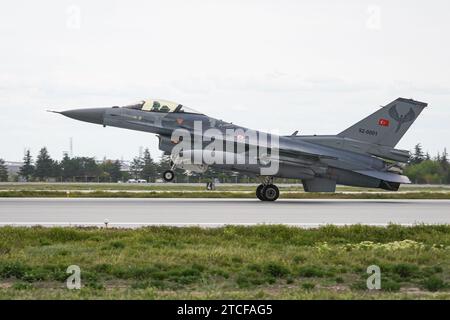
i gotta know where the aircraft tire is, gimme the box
[162,170,175,182]
[262,184,279,201]
[256,184,266,201]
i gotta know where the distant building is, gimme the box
[5,161,22,176]
[119,160,132,173]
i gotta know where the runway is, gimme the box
[0,198,449,227]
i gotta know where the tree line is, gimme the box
[0,144,448,184]
[12,147,162,182]
[0,147,256,183]
[404,144,449,184]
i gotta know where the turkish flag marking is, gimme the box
[378,118,390,127]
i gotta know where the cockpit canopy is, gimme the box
[123,99,202,114]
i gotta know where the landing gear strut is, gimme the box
[256,177,280,201]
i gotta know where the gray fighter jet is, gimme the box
[51,97,427,201]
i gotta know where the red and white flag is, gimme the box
[378,118,390,127]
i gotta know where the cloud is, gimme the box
[1,0,449,161]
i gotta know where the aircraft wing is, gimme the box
[277,148,338,161]
[190,131,338,163]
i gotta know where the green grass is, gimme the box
[1,182,449,192]
[0,182,449,199]
[0,225,448,299]
[0,190,449,199]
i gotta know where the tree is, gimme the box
[34,147,55,181]
[60,153,76,181]
[100,160,123,182]
[140,149,157,182]
[112,160,123,182]
[404,160,442,184]
[411,143,425,164]
[441,148,449,167]
[79,157,100,179]
[0,159,8,182]
[436,152,441,162]
[52,161,62,180]
[19,150,34,181]
[439,148,449,183]
[130,157,143,179]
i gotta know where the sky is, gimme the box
[1,0,449,162]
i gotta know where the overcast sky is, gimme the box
[1,0,449,162]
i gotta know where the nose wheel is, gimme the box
[256,180,279,202]
[162,170,175,182]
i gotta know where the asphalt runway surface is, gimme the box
[0,198,449,227]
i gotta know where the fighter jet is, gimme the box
[51,97,427,201]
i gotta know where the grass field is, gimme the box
[1,190,450,199]
[1,182,450,192]
[0,225,448,299]
[0,183,450,199]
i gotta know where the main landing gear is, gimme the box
[256,177,279,201]
[162,160,176,182]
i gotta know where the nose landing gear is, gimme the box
[256,177,279,201]
[162,158,176,182]
[162,170,175,182]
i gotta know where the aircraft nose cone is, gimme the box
[61,108,106,125]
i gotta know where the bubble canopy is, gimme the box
[123,99,202,114]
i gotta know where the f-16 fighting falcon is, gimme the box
[50,97,427,201]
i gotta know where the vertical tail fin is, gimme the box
[337,98,427,147]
